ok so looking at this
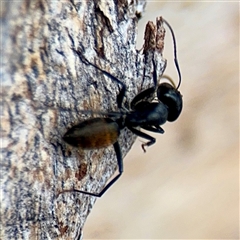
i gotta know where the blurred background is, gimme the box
[84,2,239,239]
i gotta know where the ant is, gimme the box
[62,18,182,197]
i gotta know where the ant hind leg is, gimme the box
[59,141,123,197]
[72,48,127,109]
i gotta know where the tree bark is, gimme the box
[1,0,166,239]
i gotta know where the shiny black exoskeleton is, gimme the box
[63,19,182,197]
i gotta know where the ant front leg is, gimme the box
[130,87,155,110]
[130,59,159,110]
[152,59,158,89]
[141,125,164,134]
[128,126,156,152]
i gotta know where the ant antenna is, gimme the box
[161,75,176,88]
[162,18,182,90]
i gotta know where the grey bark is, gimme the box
[1,1,166,239]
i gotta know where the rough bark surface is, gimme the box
[1,0,166,239]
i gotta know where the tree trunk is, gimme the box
[1,0,166,239]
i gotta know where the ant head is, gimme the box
[157,82,182,122]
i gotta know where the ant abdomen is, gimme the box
[63,118,120,149]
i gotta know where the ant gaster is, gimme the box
[62,18,182,197]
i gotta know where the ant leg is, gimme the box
[141,125,164,134]
[61,141,123,197]
[128,126,156,152]
[152,58,158,89]
[130,87,155,110]
[130,59,159,110]
[72,48,127,109]
[78,109,123,118]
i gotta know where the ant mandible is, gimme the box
[62,18,183,197]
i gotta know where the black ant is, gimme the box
[62,18,182,197]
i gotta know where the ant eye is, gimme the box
[157,83,183,121]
